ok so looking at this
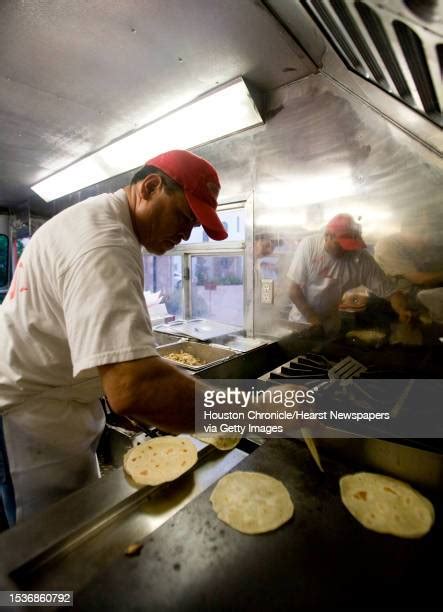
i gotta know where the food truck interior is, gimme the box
[0,0,442,609]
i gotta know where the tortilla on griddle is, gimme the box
[196,435,240,450]
[340,472,434,538]
[210,471,294,534]
[346,329,386,346]
[123,436,197,486]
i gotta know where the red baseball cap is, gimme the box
[325,214,366,251]
[145,150,228,240]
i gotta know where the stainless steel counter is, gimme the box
[72,439,442,611]
[0,438,250,593]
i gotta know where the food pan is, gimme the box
[157,340,238,371]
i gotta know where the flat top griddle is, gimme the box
[320,338,443,378]
[74,439,442,610]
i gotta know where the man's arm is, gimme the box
[288,281,322,326]
[388,291,413,323]
[361,252,412,323]
[402,270,443,287]
[375,238,443,287]
[98,356,201,433]
[99,356,324,438]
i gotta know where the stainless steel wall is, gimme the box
[49,72,443,337]
[194,73,443,336]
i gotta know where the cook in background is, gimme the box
[0,150,228,526]
[255,233,278,259]
[253,232,286,332]
[254,232,282,282]
[287,214,412,336]
[375,209,443,323]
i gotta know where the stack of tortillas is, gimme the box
[123,436,197,486]
[340,472,434,538]
[210,471,294,534]
[196,435,240,451]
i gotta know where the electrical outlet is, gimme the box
[261,279,274,304]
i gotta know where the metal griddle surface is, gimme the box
[74,439,441,610]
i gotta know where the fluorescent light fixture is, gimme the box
[31,78,263,202]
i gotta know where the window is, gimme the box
[0,234,9,287]
[182,207,245,244]
[190,254,244,325]
[143,254,184,318]
[143,203,248,329]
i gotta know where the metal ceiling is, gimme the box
[0,0,316,210]
[1,0,441,215]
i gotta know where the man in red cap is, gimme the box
[126,149,228,253]
[287,213,411,335]
[0,150,228,524]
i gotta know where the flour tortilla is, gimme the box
[123,436,198,485]
[210,471,294,534]
[196,435,240,450]
[340,472,434,538]
[346,329,386,346]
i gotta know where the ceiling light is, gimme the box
[31,78,263,202]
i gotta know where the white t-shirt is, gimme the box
[0,189,158,414]
[0,189,160,520]
[287,234,397,326]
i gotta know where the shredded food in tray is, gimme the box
[165,350,206,366]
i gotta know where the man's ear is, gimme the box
[140,174,163,200]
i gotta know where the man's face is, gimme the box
[256,238,275,257]
[133,176,200,255]
[324,232,346,258]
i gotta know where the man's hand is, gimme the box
[295,324,324,338]
[398,309,413,324]
[308,322,325,337]
[308,314,323,327]
[293,315,324,338]
[389,290,412,324]
[289,282,323,333]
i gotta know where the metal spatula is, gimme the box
[301,356,366,472]
[301,428,324,472]
[328,355,367,379]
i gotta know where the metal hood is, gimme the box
[264,0,442,155]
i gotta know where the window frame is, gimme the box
[184,248,245,322]
[142,195,254,334]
